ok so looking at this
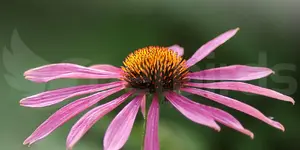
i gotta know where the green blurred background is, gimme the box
[0,0,299,150]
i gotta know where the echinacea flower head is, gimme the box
[122,46,189,93]
[20,28,294,150]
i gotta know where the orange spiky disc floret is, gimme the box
[121,46,189,93]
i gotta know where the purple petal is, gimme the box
[168,45,184,56]
[25,74,121,83]
[165,92,221,131]
[186,28,239,67]
[66,90,135,149]
[199,104,254,138]
[20,81,126,107]
[187,65,274,81]
[169,92,253,138]
[23,86,124,146]
[181,87,285,131]
[144,95,160,150]
[89,64,123,74]
[103,94,144,150]
[141,95,146,118]
[185,82,294,104]
[24,63,122,82]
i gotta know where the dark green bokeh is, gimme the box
[0,0,299,150]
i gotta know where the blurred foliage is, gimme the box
[0,0,299,150]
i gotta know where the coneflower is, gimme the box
[20,28,294,150]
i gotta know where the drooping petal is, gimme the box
[187,65,274,81]
[170,92,253,138]
[199,104,254,138]
[66,90,135,150]
[185,82,294,104]
[141,95,146,119]
[144,95,160,150]
[23,86,124,146]
[24,63,122,82]
[25,74,121,83]
[20,81,126,107]
[103,94,144,150]
[24,63,117,76]
[89,64,123,74]
[169,45,184,56]
[186,28,239,67]
[165,92,221,131]
[181,87,285,131]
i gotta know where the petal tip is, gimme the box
[19,103,26,107]
[23,70,31,76]
[289,98,295,105]
[234,27,240,32]
[66,146,73,150]
[23,140,31,147]
[19,99,32,107]
[66,142,74,150]
[273,122,285,131]
[19,99,24,106]
[260,67,274,77]
[24,76,42,82]
[245,129,254,139]
[270,70,275,74]
[228,28,240,36]
[24,67,39,76]
[264,68,274,75]
[214,126,221,132]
